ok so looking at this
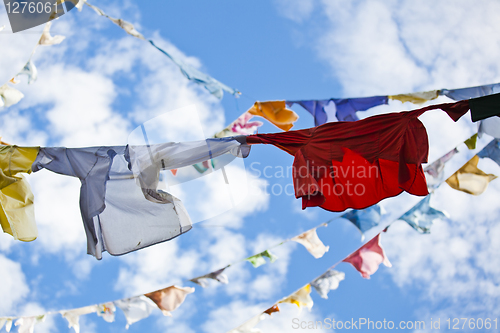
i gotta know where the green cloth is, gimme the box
[464,133,478,150]
[246,250,278,268]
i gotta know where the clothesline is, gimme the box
[0,127,489,331]
[225,139,497,332]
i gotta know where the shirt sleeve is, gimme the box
[246,129,311,156]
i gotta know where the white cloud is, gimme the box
[273,0,317,23]
[0,254,29,314]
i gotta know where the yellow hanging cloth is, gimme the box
[445,155,497,195]
[247,101,298,131]
[388,90,440,104]
[278,284,314,310]
[0,146,40,241]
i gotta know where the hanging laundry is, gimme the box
[291,227,329,259]
[424,148,459,190]
[214,112,264,138]
[14,316,44,333]
[441,82,500,101]
[246,101,298,131]
[263,305,279,315]
[144,285,195,317]
[114,296,157,329]
[0,84,24,108]
[287,96,388,126]
[0,146,39,242]
[445,155,497,195]
[389,90,440,104]
[97,302,115,323]
[286,100,329,126]
[16,60,38,85]
[478,117,500,138]
[190,267,229,288]
[468,92,500,122]
[341,204,383,239]
[279,284,314,311]
[38,22,65,46]
[32,137,247,259]
[227,313,267,333]
[246,101,469,212]
[343,233,392,279]
[464,134,478,150]
[85,3,145,39]
[0,318,13,332]
[246,250,278,268]
[84,1,238,99]
[398,195,448,234]
[31,146,190,259]
[61,305,98,333]
[477,139,500,167]
[310,269,345,299]
[149,40,238,99]
[127,136,249,200]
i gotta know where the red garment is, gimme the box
[246,101,469,212]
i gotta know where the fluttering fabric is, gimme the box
[190,268,229,287]
[144,285,195,317]
[263,305,279,315]
[84,2,238,99]
[445,155,497,195]
[38,22,65,46]
[246,250,278,268]
[398,195,448,234]
[279,284,314,311]
[424,148,459,190]
[127,137,249,198]
[0,146,39,242]
[468,92,500,122]
[14,316,44,333]
[85,3,145,39]
[478,117,500,138]
[343,233,392,279]
[388,90,440,104]
[291,227,329,259]
[247,101,469,212]
[114,296,157,329]
[477,139,500,167]
[0,84,24,108]
[16,60,38,85]
[61,305,98,333]
[439,83,500,138]
[214,112,264,138]
[31,146,191,259]
[310,270,345,299]
[341,204,383,238]
[287,96,388,126]
[464,134,478,150]
[441,82,500,101]
[246,101,298,131]
[149,40,238,99]
[97,302,115,323]
[0,318,13,332]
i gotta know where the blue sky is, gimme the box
[1,1,500,332]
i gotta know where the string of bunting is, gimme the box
[1,126,498,332]
[226,137,500,333]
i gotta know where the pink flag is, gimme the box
[343,233,391,279]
